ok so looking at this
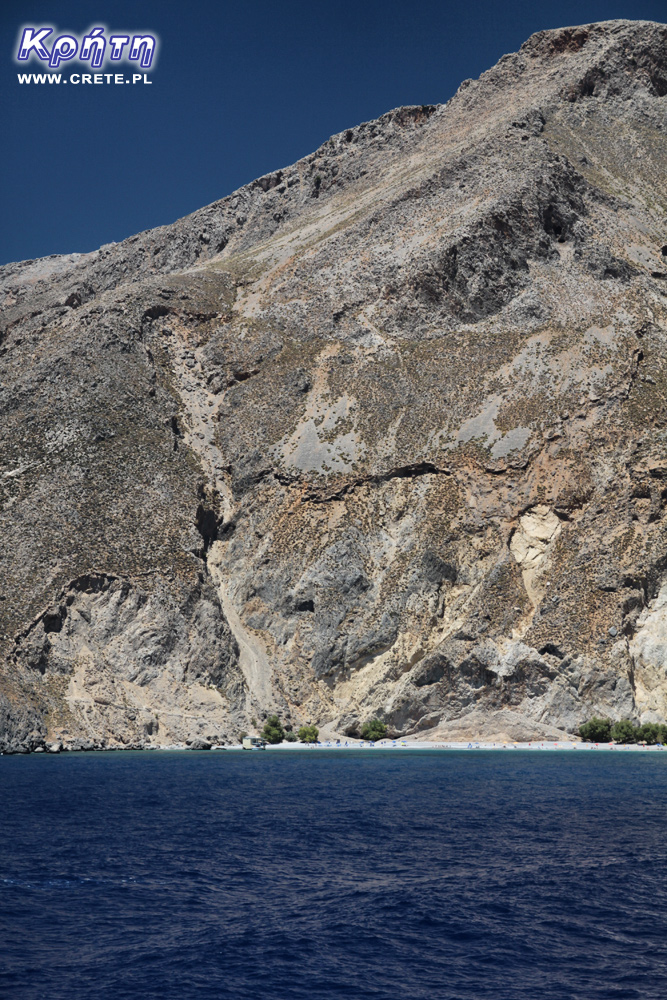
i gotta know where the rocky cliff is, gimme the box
[1,19,666,751]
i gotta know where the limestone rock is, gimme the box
[1,19,666,746]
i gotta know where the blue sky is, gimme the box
[1,0,664,265]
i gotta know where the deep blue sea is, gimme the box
[2,749,667,1000]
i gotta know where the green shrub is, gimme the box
[262,714,286,745]
[584,718,667,745]
[284,730,298,742]
[611,719,637,744]
[360,719,388,741]
[579,717,612,742]
[637,722,663,745]
[298,724,319,744]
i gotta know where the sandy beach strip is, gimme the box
[154,740,667,752]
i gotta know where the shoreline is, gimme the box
[7,738,667,755]
[228,740,667,752]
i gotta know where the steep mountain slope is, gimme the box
[1,19,666,751]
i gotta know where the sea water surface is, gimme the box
[2,749,667,1000]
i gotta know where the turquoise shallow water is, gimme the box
[1,749,667,1000]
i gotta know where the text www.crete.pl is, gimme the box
[17,73,151,84]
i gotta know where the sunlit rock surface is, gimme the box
[1,19,666,750]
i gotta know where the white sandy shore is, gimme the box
[154,739,667,752]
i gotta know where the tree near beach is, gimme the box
[579,717,612,742]
[262,715,286,745]
[361,719,388,741]
[636,722,667,744]
[610,720,637,744]
[298,724,319,744]
[580,718,667,744]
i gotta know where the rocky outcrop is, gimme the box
[1,19,666,748]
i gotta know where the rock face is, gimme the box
[1,19,666,750]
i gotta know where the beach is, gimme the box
[159,738,667,753]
